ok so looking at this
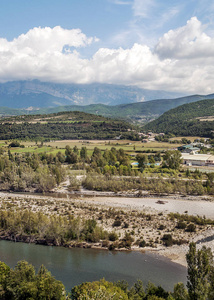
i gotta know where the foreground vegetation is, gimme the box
[0,243,213,299]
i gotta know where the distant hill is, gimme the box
[24,93,214,124]
[0,111,137,140]
[0,80,183,108]
[0,87,213,125]
[143,99,214,138]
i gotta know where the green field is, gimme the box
[2,139,183,157]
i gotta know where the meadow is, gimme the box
[4,139,183,156]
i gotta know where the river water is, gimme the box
[0,240,187,292]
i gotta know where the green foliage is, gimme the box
[186,223,196,233]
[0,260,66,299]
[9,141,22,148]
[173,282,188,300]
[163,151,182,170]
[136,154,149,169]
[162,234,173,247]
[83,173,214,196]
[186,242,213,300]
[71,278,129,300]
[144,99,214,138]
[0,111,136,140]
[0,209,108,246]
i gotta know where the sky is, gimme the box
[0,0,214,94]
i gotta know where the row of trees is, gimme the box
[0,209,109,245]
[82,173,214,195]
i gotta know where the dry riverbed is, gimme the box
[0,191,213,267]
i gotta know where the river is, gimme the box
[0,240,187,292]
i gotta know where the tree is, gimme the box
[73,145,79,155]
[128,279,145,299]
[136,154,149,169]
[0,261,10,298]
[36,265,66,299]
[80,147,87,161]
[71,279,128,299]
[163,150,182,170]
[5,260,37,299]
[186,242,213,300]
[173,282,188,300]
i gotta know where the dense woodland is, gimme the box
[0,111,138,141]
[144,99,214,137]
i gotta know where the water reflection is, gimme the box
[0,240,187,291]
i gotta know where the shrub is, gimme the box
[112,219,122,227]
[158,224,165,230]
[177,221,186,229]
[162,234,173,247]
[123,222,129,228]
[139,240,146,248]
[186,223,196,232]
[108,232,118,241]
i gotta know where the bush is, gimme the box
[186,223,196,232]
[139,240,146,248]
[108,232,118,241]
[158,224,165,230]
[162,234,173,247]
[112,219,122,227]
[123,222,129,228]
[177,221,186,229]
[108,242,118,251]
[9,141,21,147]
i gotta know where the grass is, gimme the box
[1,139,183,156]
[10,146,54,154]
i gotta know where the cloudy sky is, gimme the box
[1,0,214,94]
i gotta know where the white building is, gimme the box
[182,153,214,167]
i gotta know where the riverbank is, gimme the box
[0,191,213,267]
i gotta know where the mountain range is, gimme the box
[0,80,183,108]
[0,80,213,126]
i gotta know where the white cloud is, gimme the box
[132,0,156,18]
[155,17,214,59]
[0,21,214,94]
[0,26,95,55]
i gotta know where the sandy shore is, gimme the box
[80,194,214,267]
[80,194,214,218]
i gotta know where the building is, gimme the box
[178,145,200,154]
[182,153,214,167]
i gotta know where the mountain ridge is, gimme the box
[0,80,184,108]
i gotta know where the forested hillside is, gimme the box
[144,99,214,137]
[0,93,213,125]
[0,111,136,140]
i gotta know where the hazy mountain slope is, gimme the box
[0,80,184,108]
[143,99,214,137]
[35,94,214,122]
